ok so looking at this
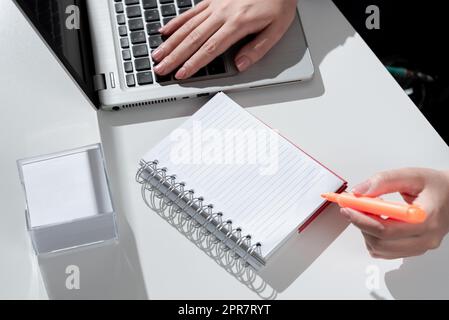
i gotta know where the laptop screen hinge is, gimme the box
[93,74,107,91]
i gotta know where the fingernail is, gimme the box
[175,67,187,80]
[158,26,165,33]
[235,56,251,72]
[352,180,371,195]
[152,48,163,61]
[154,62,165,75]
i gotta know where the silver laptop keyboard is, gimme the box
[114,0,227,87]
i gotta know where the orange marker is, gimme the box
[321,192,427,224]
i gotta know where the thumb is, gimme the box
[234,22,287,72]
[352,168,426,197]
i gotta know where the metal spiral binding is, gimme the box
[136,159,265,270]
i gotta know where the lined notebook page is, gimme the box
[142,93,344,259]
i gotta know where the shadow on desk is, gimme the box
[259,205,349,292]
[385,236,449,299]
[138,184,348,298]
[37,215,148,300]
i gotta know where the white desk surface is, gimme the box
[2,0,449,299]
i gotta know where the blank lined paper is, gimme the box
[143,93,344,259]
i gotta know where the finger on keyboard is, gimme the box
[152,8,209,64]
[175,22,239,79]
[160,0,209,35]
[162,15,222,77]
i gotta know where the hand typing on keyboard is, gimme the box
[152,0,298,80]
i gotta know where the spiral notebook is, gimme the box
[136,93,346,270]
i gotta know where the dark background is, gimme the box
[333,0,448,144]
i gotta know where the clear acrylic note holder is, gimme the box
[17,144,118,255]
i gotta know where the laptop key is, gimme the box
[132,44,149,57]
[122,49,132,60]
[117,14,126,25]
[119,25,128,36]
[126,74,136,87]
[135,58,151,71]
[146,22,162,35]
[124,61,134,73]
[163,16,176,25]
[193,0,203,4]
[144,10,160,22]
[126,6,141,18]
[160,0,175,3]
[142,0,158,9]
[120,37,130,48]
[207,56,226,75]
[161,4,176,17]
[115,3,124,13]
[177,0,192,8]
[128,18,144,31]
[179,7,191,14]
[149,35,163,49]
[125,0,139,5]
[137,72,154,85]
[156,72,172,82]
[130,31,146,44]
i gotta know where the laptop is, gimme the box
[13,0,314,111]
